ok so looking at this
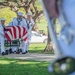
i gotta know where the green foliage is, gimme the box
[0,1,48,33]
[0,7,26,25]
[0,57,50,75]
[19,7,26,14]
[37,17,47,34]
[35,0,42,10]
[0,7,17,25]
[0,0,5,2]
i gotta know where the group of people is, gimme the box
[0,12,35,55]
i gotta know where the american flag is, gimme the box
[5,26,28,42]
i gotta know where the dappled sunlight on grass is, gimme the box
[0,60,10,64]
[0,57,50,75]
[16,61,41,65]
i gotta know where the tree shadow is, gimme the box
[0,57,50,75]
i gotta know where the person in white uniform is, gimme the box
[43,0,75,75]
[25,13,35,53]
[9,12,27,54]
[0,18,8,55]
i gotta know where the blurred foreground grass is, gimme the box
[0,57,50,75]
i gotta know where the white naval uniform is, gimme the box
[48,0,75,75]
[46,0,75,75]
[0,23,5,53]
[59,0,75,75]
[9,18,27,28]
[58,0,75,59]
[9,18,27,53]
[25,19,35,52]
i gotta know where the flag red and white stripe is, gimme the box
[5,26,28,42]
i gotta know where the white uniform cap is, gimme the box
[17,12,23,16]
[0,18,6,20]
[26,12,32,16]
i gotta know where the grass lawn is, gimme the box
[29,43,46,53]
[29,43,54,54]
[0,57,50,75]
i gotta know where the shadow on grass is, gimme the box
[29,49,54,54]
[29,44,54,54]
[0,57,50,75]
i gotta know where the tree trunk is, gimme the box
[44,28,54,52]
[32,23,39,32]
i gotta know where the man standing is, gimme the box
[0,18,8,55]
[25,12,35,53]
[43,0,75,57]
[9,12,27,54]
[43,0,75,75]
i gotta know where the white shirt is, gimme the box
[0,23,5,36]
[9,18,27,30]
[26,19,35,31]
[26,19,35,40]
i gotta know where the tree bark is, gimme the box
[32,23,39,32]
[44,28,54,52]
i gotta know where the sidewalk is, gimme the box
[0,53,55,61]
